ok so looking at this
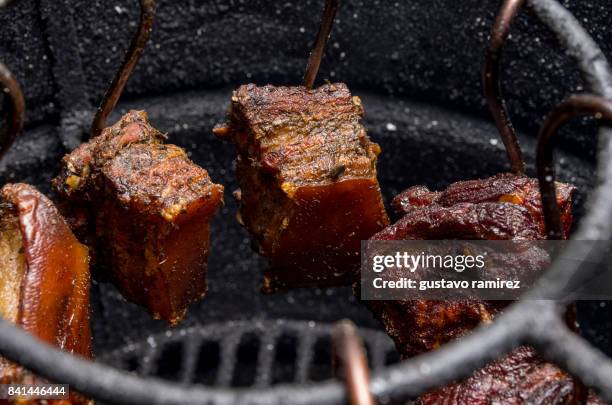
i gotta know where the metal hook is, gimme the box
[0,62,25,162]
[303,0,339,90]
[536,94,612,239]
[90,0,156,138]
[332,320,375,405]
[484,0,526,175]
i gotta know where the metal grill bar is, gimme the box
[295,330,316,384]
[139,341,161,376]
[216,332,241,387]
[101,320,397,390]
[180,335,203,384]
[254,330,278,387]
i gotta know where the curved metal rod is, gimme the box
[90,0,155,138]
[303,0,339,89]
[527,311,612,402]
[0,298,542,405]
[484,0,526,174]
[332,320,374,405]
[536,94,612,239]
[0,62,25,161]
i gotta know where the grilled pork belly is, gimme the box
[215,83,388,291]
[55,111,223,325]
[367,199,551,358]
[415,346,584,405]
[366,178,586,404]
[0,183,91,404]
[392,173,575,238]
[377,201,543,241]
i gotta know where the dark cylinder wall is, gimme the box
[0,0,611,158]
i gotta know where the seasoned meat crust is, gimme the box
[366,176,589,404]
[0,183,91,404]
[375,202,543,241]
[368,299,505,358]
[55,111,224,325]
[215,83,389,291]
[416,346,583,405]
[368,199,547,357]
[220,83,380,185]
[392,173,575,238]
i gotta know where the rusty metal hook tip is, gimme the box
[332,320,375,405]
[484,0,526,175]
[537,94,612,240]
[0,62,25,162]
[90,0,156,138]
[303,0,339,90]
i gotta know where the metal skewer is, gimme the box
[0,62,25,161]
[91,0,156,138]
[303,0,339,89]
[332,320,375,405]
[484,0,526,174]
[537,94,612,239]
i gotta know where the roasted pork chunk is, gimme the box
[365,178,586,404]
[367,196,555,357]
[215,83,389,291]
[392,173,575,238]
[377,201,543,242]
[0,183,91,403]
[55,111,224,325]
[415,346,584,405]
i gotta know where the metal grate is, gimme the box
[101,320,398,389]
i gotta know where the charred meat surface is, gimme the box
[366,178,584,404]
[377,201,543,241]
[215,83,388,291]
[55,111,224,325]
[415,346,583,405]
[0,183,91,404]
[368,199,549,357]
[392,173,575,238]
[368,299,505,358]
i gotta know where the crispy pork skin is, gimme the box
[0,183,91,404]
[366,178,587,404]
[215,83,388,291]
[55,111,224,325]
